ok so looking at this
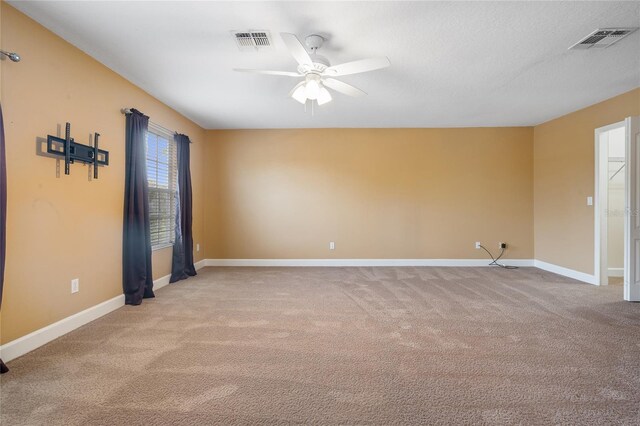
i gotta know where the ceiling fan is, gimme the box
[233,33,390,107]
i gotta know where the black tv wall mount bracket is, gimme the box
[47,122,109,179]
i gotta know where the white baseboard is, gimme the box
[204,258,535,267]
[608,267,624,277]
[0,260,207,363]
[153,273,171,290]
[0,294,125,363]
[533,260,597,285]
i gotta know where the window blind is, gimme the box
[146,125,177,249]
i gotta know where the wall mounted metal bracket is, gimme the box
[46,122,109,179]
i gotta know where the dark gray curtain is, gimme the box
[170,134,197,283]
[123,109,155,305]
[1,104,8,373]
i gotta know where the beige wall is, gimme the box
[0,4,205,344]
[0,1,3,103]
[533,88,640,274]
[204,128,534,260]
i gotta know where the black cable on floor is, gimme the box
[479,245,519,269]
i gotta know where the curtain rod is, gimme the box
[121,108,181,139]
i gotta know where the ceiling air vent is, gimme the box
[232,31,273,51]
[569,28,638,50]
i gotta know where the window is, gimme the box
[146,125,177,249]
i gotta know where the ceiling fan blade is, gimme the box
[323,78,367,97]
[280,33,313,67]
[233,68,302,77]
[323,57,390,76]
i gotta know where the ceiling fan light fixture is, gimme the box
[291,84,307,104]
[317,87,332,105]
[305,78,320,100]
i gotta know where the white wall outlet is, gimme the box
[475,242,481,249]
[587,196,593,206]
[71,278,79,294]
[329,241,335,250]
[196,243,200,252]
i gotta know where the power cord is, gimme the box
[479,245,519,269]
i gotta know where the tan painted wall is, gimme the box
[0,4,205,344]
[533,88,640,274]
[204,128,534,260]
[0,1,3,102]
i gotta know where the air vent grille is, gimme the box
[252,32,270,47]
[232,31,273,51]
[570,28,638,50]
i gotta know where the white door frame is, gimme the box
[624,116,640,301]
[594,121,625,286]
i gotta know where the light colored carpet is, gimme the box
[609,276,624,285]
[2,266,640,425]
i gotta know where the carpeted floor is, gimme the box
[609,276,624,285]
[2,266,640,425]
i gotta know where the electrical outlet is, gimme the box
[499,242,507,249]
[71,278,79,294]
[475,242,481,249]
[329,241,335,250]
[196,243,200,252]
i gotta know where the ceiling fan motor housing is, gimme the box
[297,55,330,74]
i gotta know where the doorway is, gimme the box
[595,116,640,301]
[595,122,626,286]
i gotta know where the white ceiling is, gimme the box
[9,1,640,129]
